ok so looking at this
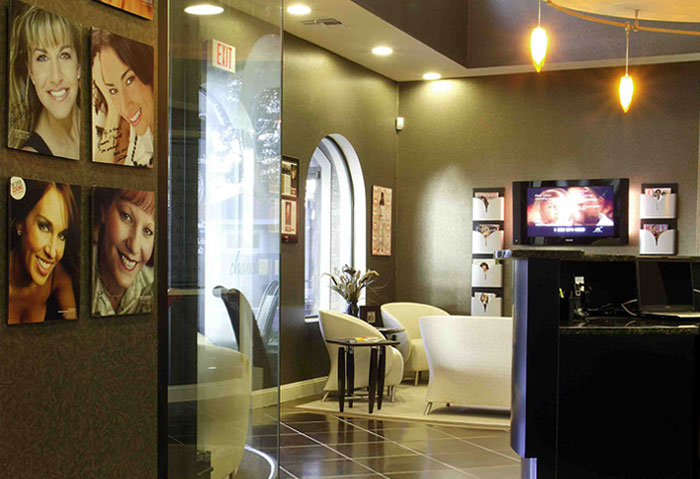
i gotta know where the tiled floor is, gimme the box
[250,405,521,479]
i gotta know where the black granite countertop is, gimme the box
[497,249,700,262]
[559,316,700,335]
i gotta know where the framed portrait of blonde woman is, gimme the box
[91,28,155,168]
[8,177,81,324]
[93,0,154,20]
[7,1,83,160]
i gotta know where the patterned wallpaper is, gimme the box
[0,1,159,477]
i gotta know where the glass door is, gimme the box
[167,1,281,477]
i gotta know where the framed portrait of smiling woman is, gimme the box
[8,1,82,161]
[8,177,81,324]
[92,186,155,317]
[91,28,154,168]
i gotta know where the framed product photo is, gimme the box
[360,305,382,326]
[282,156,299,198]
[281,157,299,243]
[372,185,392,256]
[93,0,154,20]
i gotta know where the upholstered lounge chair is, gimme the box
[380,302,449,385]
[319,310,404,401]
[420,315,512,414]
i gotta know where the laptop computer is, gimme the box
[636,259,700,319]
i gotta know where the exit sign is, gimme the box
[209,39,236,73]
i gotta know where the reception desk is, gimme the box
[504,250,700,479]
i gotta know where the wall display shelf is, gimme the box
[640,183,677,256]
[471,188,505,316]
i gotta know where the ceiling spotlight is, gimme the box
[530,0,548,72]
[423,72,442,81]
[287,4,312,15]
[372,46,393,56]
[184,3,224,15]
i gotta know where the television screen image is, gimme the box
[527,186,615,238]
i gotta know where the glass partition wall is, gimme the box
[167,1,282,478]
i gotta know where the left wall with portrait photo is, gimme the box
[0,0,160,476]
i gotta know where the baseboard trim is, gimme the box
[252,376,328,409]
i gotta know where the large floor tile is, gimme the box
[385,470,472,479]
[430,449,517,470]
[249,434,317,449]
[462,464,521,479]
[461,435,513,451]
[282,458,375,478]
[428,425,509,439]
[356,454,454,473]
[373,426,455,442]
[333,441,417,459]
[306,430,385,445]
[279,445,347,462]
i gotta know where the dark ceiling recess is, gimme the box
[351,0,470,67]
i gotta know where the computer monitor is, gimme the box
[636,260,694,313]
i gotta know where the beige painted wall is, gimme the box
[397,62,700,315]
[282,33,399,384]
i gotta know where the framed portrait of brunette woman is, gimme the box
[7,1,83,161]
[8,177,81,324]
[93,0,154,20]
[91,186,155,317]
[91,28,155,168]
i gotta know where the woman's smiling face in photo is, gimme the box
[20,186,69,286]
[99,46,154,136]
[28,38,79,121]
[102,197,155,289]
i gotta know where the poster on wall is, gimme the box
[7,1,82,160]
[91,187,155,317]
[93,0,154,20]
[8,177,80,324]
[372,185,392,256]
[282,158,298,198]
[91,28,155,168]
[281,198,298,242]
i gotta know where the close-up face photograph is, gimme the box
[9,178,80,324]
[91,28,155,167]
[8,1,82,160]
[92,187,155,316]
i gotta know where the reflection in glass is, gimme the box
[168,1,281,478]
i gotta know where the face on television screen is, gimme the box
[527,186,615,237]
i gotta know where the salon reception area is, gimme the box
[1,0,700,478]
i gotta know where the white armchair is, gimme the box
[420,316,512,414]
[380,302,449,385]
[319,310,404,400]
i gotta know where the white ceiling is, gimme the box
[281,0,700,82]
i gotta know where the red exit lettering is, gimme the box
[217,43,232,69]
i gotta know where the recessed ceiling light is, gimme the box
[372,46,393,56]
[185,3,224,15]
[287,4,312,15]
[423,72,442,80]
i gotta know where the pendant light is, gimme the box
[530,0,548,72]
[619,24,634,113]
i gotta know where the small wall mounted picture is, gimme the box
[8,1,82,160]
[8,177,80,324]
[282,158,299,198]
[91,28,155,167]
[92,187,155,316]
[93,0,154,20]
[360,305,382,326]
[281,198,298,242]
[372,186,392,256]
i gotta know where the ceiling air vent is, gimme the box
[300,17,343,27]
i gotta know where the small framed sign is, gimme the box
[281,156,299,243]
[360,305,382,326]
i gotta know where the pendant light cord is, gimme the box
[625,25,630,75]
[538,0,541,26]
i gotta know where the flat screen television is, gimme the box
[513,178,629,246]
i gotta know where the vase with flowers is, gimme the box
[323,265,379,317]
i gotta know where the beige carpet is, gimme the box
[297,383,511,430]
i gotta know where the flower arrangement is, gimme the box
[323,265,379,316]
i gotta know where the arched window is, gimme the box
[304,135,366,318]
